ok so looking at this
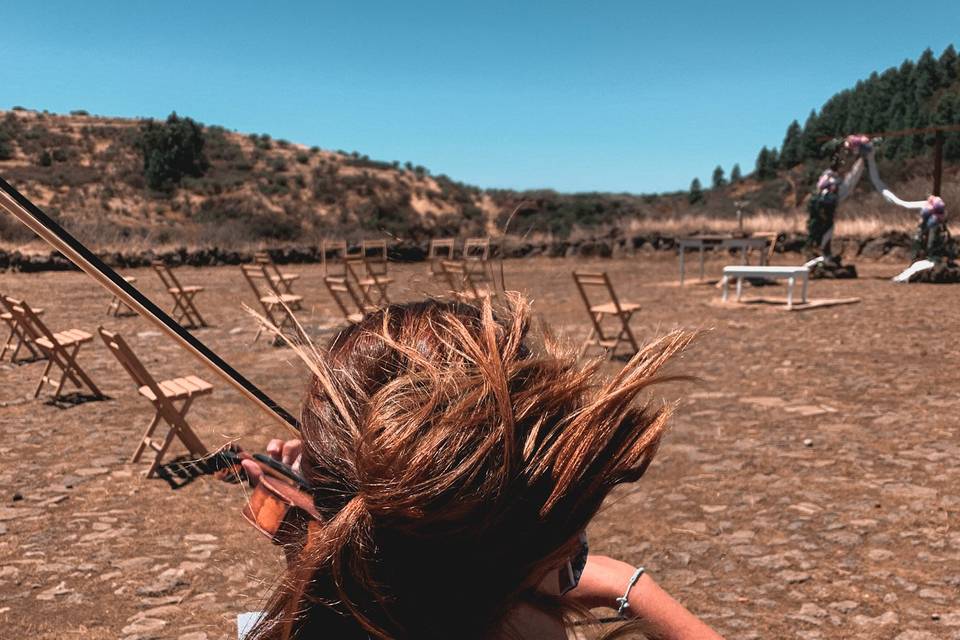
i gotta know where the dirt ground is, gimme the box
[0,253,958,640]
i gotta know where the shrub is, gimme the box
[0,132,12,160]
[195,195,302,241]
[250,133,272,150]
[136,112,209,191]
[296,152,310,164]
[70,109,90,116]
[205,126,247,164]
[38,150,52,167]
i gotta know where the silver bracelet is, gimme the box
[615,566,645,619]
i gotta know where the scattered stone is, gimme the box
[700,504,727,514]
[135,568,187,597]
[139,594,184,607]
[40,495,69,507]
[828,600,859,613]
[894,632,937,640]
[784,405,829,417]
[940,612,960,626]
[852,611,898,626]
[0,506,40,521]
[919,587,947,600]
[778,570,812,584]
[75,467,110,477]
[36,581,72,600]
[799,603,827,618]
[121,617,167,636]
[0,566,20,579]
[183,533,218,543]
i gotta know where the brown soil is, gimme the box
[0,254,957,639]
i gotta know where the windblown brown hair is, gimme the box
[249,295,695,640]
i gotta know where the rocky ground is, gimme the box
[0,253,957,639]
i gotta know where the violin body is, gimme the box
[211,446,321,545]
[243,474,321,545]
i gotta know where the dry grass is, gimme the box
[621,209,918,237]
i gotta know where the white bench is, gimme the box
[721,265,809,310]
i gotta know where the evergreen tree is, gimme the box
[780,120,803,168]
[800,110,823,160]
[756,46,960,170]
[935,91,960,160]
[939,44,957,84]
[768,147,780,169]
[730,163,742,183]
[711,165,726,189]
[913,48,940,102]
[136,112,208,191]
[755,147,779,180]
[688,178,705,205]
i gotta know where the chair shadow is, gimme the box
[155,453,243,490]
[8,354,48,366]
[44,392,110,409]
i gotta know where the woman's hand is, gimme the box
[239,438,302,485]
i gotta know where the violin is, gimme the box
[0,176,318,547]
[208,446,321,545]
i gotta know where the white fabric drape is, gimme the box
[864,148,928,210]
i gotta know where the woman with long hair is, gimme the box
[240,296,723,639]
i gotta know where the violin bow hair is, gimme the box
[0,175,300,433]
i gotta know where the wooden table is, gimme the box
[678,236,771,284]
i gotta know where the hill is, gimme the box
[1,45,959,256]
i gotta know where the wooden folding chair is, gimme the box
[324,276,370,324]
[345,255,392,306]
[106,276,137,317]
[6,297,102,399]
[464,237,494,284]
[253,251,300,300]
[439,260,496,302]
[98,328,210,478]
[1,293,46,362]
[152,261,207,328]
[362,239,391,280]
[321,239,348,277]
[464,237,491,261]
[428,238,455,277]
[240,264,303,342]
[572,271,641,359]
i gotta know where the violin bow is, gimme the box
[0,175,300,434]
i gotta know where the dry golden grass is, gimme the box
[621,209,917,237]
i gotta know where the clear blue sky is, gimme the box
[1,1,957,193]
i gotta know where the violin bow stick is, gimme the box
[0,176,300,434]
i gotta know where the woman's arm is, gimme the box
[565,555,725,640]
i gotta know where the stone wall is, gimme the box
[0,231,921,272]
